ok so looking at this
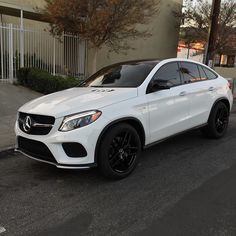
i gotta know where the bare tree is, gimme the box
[42,0,160,73]
[176,0,236,59]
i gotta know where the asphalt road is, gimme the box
[0,109,236,236]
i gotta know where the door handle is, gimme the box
[208,87,215,91]
[179,91,187,96]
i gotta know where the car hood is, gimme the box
[19,87,138,118]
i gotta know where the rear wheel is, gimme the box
[202,102,229,139]
[98,123,141,179]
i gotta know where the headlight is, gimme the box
[59,110,102,132]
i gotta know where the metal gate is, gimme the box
[0,23,87,83]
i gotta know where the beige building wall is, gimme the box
[1,15,48,29]
[1,0,183,76]
[215,67,236,79]
[0,0,47,28]
[0,0,45,9]
[88,0,183,75]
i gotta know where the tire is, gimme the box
[202,102,229,139]
[98,123,141,179]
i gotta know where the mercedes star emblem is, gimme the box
[23,116,32,133]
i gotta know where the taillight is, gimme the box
[228,81,233,90]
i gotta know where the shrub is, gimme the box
[16,68,83,94]
[16,67,31,85]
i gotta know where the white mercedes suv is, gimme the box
[15,58,233,179]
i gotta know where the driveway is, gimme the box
[0,84,41,150]
[0,107,236,236]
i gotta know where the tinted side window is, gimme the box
[198,65,208,81]
[152,62,181,87]
[179,62,201,84]
[202,67,217,80]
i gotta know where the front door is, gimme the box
[146,62,191,143]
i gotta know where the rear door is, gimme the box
[146,62,191,143]
[178,62,218,127]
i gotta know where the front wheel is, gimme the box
[98,123,141,179]
[202,102,229,139]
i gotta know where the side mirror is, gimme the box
[147,79,170,93]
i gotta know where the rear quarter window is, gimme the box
[202,66,218,80]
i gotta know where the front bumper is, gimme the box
[15,116,105,169]
[15,148,96,169]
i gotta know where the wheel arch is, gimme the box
[211,97,230,114]
[94,117,146,165]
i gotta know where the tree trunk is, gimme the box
[205,0,221,66]
[219,54,222,66]
[91,48,98,74]
[187,44,190,59]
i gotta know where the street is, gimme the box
[0,110,236,236]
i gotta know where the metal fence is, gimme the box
[0,23,87,83]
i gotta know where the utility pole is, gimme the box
[205,0,221,68]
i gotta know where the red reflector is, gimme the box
[228,81,232,90]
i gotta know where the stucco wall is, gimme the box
[215,67,236,79]
[0,0,45,9]
[0,0,47,28]
[88,0,183,75]
[1,15,48,29]
[1,0,183,77]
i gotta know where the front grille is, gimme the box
[17,136,57,164]
[18,112,55,135]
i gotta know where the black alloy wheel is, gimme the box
[98,123,141,179]
[202,102,229,139]
[108,131,139,173]
[215,106,229,134]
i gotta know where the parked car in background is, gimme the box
[15,58,233,179]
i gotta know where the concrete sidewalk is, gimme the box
[0,83,42,151]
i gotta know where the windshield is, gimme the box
[83,62,157,88]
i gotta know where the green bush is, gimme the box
[16,67,31,85]
[16,68,82,94]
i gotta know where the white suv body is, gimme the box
[15,58,233,178]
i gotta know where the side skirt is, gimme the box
[144,123,207,149]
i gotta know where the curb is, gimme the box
[0,146,15,158]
